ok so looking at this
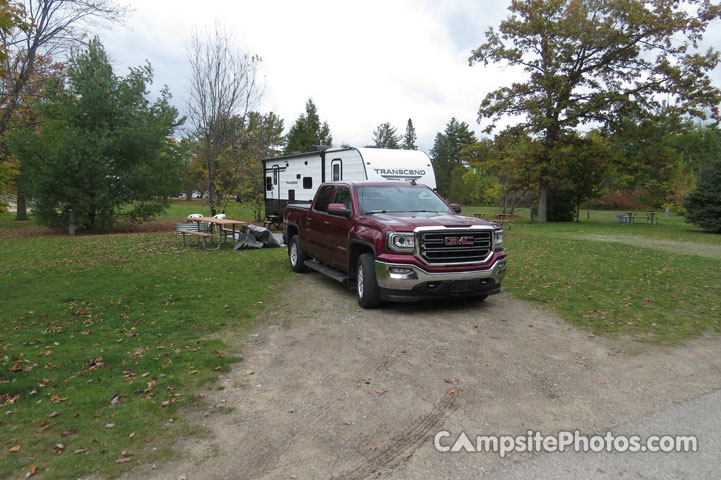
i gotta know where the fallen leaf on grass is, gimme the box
[74,448,88,454]
[25,465,38,479]
[51,443,65,455]
[105,423,115,429]
[447,387,459,394]
[48,411,60,418]
[1,393,20,406]
[114,457,132,463]
[9,445,21,452]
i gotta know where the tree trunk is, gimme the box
[576,202,581,222]
[15,193,28,221]
[208,182,218,216]
[186,189,193,201]
[537,181,549,222]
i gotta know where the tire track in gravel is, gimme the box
[332,395,458,480]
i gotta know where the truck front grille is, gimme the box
[419,230,492,264]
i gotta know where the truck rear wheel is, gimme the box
[288,236,308,273]
[357,253,381,308]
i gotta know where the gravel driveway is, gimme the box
[126,272,721,480]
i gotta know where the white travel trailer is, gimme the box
[262,146,437,218]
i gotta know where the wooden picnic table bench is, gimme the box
[178,216,248,250]
[263,214,283,230]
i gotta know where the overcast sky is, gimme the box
[99,0,721,153]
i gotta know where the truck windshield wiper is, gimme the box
[365,210,388,214]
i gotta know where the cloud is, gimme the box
[99,1,721,152]
[100,0,515,152]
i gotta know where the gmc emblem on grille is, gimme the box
[445,236,475,246]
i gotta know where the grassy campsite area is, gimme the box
[1,202,720,478]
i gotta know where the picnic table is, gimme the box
[626,212,656,224]
[474,212,512,229]
[178,216,248,251]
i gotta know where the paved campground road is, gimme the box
[123,273,721,480]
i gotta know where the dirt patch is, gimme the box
[123,273,721,480]
[578,234,721,260]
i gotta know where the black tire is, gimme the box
[288,236,308,273]
[475,295,488,302]
[357,253,381,308]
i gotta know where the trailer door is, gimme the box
[265,164,281,216]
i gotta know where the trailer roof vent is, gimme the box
[307,145,330,152]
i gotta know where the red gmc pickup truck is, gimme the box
[283,181,507,308]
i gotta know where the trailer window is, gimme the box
[265,176,273,191]
[331,159,342,181]
[313,185,334,212]
[303,177,313,189]
[273,166,279,185]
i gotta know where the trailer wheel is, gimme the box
[357,253,381,308]
[288,236,308,273]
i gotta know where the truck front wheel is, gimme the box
[288,236,308,273]
[357,253,381,308]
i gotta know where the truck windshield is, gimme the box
[357,185,453,215]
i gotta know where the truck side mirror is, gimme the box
[450,203,462,214]
[328,203,352,218]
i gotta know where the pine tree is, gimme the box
[284,98,332,154]
[15,38,184,231]
[402,118,417,150]
[684,157,721,232]
[430,118,477,198]
[372,122,401,148]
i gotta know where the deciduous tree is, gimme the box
[471,0,721,222]
[187,22,263,216]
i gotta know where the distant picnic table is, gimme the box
[474,212,512,229]
[625,212,656,224]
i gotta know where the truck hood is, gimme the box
[360,212,497,230]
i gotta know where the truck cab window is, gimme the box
[313,185,334,212]
[333,186,352,210]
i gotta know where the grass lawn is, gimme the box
[1,201,720,478]
[498,213,721,342]
[0,210,291,479]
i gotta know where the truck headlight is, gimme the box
[388,232,415,253]
[493,229,504,251]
